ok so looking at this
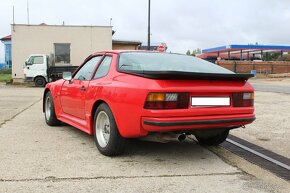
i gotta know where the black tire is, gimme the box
[35,76,46,87]
[44,91,61,126]
[195,130,229,146]
[93,103,127,156]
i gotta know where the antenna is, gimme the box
[27,0,30,25]
[110,18,112,26]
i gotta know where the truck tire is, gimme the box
[93,103,127,156]
[44,91,61,126]
[35,76,46,87]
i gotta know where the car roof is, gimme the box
[91,50,160,56]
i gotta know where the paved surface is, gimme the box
[252,84,290,94]
[232,78,290,158]
[232,91,290,159]
[250,79,290,94]
[0,86,289,192]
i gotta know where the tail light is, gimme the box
[144,93,189,109]
[233,92,254,107]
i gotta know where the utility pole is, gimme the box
[12,6,15,31]
[27,0,30,25]
[147,0,151,50]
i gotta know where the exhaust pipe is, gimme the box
[178,134,186,141]
[140,133,187,143]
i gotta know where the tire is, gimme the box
[195,130,229,146]
[44,91,61,126]
[93,103,127,156]
[35,76,46,87]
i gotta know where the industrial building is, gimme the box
[1,24,142,82]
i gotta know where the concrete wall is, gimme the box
[217,60,290,74]
[112,43,139,50]
[12,24,112,80]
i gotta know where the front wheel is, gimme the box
[44,91,61,126]
[93,103,127,156]
[35,76,46,87]
[195,130,229,146]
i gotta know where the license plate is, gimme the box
[191,97,230,106]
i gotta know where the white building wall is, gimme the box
[11,24,112,80]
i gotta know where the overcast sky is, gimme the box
[1,0,290,62]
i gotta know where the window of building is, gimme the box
[93,56,112,79]
[54,43,70,65]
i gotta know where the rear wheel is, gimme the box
[35,76,46,87]
[93,103,127,156]
[44,91,61,126]
[195,130,229,146]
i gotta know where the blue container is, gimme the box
[251,70,257,78]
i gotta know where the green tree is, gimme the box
[186,50,191,55]
[191,48,201,56]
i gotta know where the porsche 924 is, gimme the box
[43,51,255,156]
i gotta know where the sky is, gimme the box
[1,0,290,63]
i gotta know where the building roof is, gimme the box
[11,24,112,28]
[0,35,11,41]
[202,44,290,53]
[112,39,142,45]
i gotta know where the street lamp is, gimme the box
[147,0,151,50]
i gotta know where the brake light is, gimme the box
[233,92,254,107]
[144,93,189,109]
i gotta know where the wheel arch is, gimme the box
[43,88,50,113]
[90,100,115,134]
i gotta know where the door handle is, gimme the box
[80,87,86,91]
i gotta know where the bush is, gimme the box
[277,54,290,61]
[0,69,12,74]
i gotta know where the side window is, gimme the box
[93,56,112,79]
[28,56,43,64]
[74,56,102,80]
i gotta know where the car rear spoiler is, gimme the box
[119,70,254,81]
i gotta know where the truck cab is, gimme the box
[23,54,77,87]
[24,54,49,87]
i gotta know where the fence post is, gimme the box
[271,64,274,74]
[234,61,237,73]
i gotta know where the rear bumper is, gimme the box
[142,114,255,132]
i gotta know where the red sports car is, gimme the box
[43,50,255,156]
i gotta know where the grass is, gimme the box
[0,74,12,82]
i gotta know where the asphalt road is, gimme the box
[0,85,289,193]
[252,83,290,94]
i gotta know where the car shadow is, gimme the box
[59,124,212,160]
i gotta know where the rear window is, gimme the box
[118,52,234,74]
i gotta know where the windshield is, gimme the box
[118,52,234,74]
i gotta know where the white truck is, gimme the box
[23,54,78,87]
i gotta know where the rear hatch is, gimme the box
[142,78,254,118]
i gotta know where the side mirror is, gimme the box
[63,72,72,82]
[25,61,32,66]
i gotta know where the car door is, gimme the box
[60,56,103,119]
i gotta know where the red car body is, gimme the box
[44,50,255,140]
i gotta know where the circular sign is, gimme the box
[157,43,167,52]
